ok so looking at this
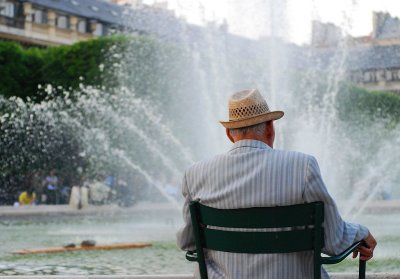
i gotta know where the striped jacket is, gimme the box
[177,140,369,279]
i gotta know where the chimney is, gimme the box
[372,12,387,39]
[311,21,342,47]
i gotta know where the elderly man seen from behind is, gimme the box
[177,89,376,279]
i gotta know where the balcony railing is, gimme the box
[0,15,24,29]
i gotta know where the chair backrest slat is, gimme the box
[202,227,321,253]
[196,202,323,228]
[188,201,363,279]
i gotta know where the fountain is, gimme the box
[0,0,400,276]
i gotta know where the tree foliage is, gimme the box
[0,36,128,101]
[337,83,400,127]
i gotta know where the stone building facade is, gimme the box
[346,45,400,94]
[0,0,126,46]
[311,12,400,94]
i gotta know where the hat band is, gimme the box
[229,103,270,121]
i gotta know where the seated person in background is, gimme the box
[177,89,377,279]
[18,189,36,205]
[44,169,59,204]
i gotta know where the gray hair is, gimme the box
[228,122,267,137]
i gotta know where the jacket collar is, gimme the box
[229,139,272,153]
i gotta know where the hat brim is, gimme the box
[219,111,284,129]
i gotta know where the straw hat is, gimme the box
[220,89,284,129]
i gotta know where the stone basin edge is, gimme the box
[0,274,399,279]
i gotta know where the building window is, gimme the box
[377,70,385,81]
[363,71,377,83]
[392,70,400,81]
[392,69,400,81]
[363,71,370,83]
[0,1,15,17]
[77,19,87,33]
[94,22,103,36]
[386,70,392,81]
[56,14,69,29]
[32,8,48,24]
[371,71,377,82]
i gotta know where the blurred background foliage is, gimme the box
[0,36,399,203]
[1,36,399,119]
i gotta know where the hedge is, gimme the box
[2,37,399,124]
[0,36,128,101]
[337,83,400,127]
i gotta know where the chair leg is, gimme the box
[314,264,321,279]
[199,263,208,279]
[359,260,366,279]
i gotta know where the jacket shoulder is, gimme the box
[272,149,315,161]
[186,153,222,168]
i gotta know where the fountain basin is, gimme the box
[0,274,399,279]
[0,201,399,275]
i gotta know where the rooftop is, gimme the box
[375,12,400,40]
[26,0,127,25]
[346,44,400,71]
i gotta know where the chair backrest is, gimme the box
[189,201,325,279]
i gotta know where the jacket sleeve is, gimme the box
[303,156,369,255]
[176,172,196,251]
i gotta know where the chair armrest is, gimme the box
[185,250,198,262]
[320,241,363,265]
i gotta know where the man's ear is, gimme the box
[266,121,274,136]
[226,128,234,143]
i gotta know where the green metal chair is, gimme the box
[185,201,366,279]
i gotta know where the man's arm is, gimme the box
[303,156,376,259]
[176,172,196,251]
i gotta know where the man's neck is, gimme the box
[234,136,273,148]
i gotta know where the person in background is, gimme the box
[105,174,116,188]
[44,169,59,204]
[60,175,72,204]
[32,170,44,204]
[18,189,36,205]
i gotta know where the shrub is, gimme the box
[0,36,128,101]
